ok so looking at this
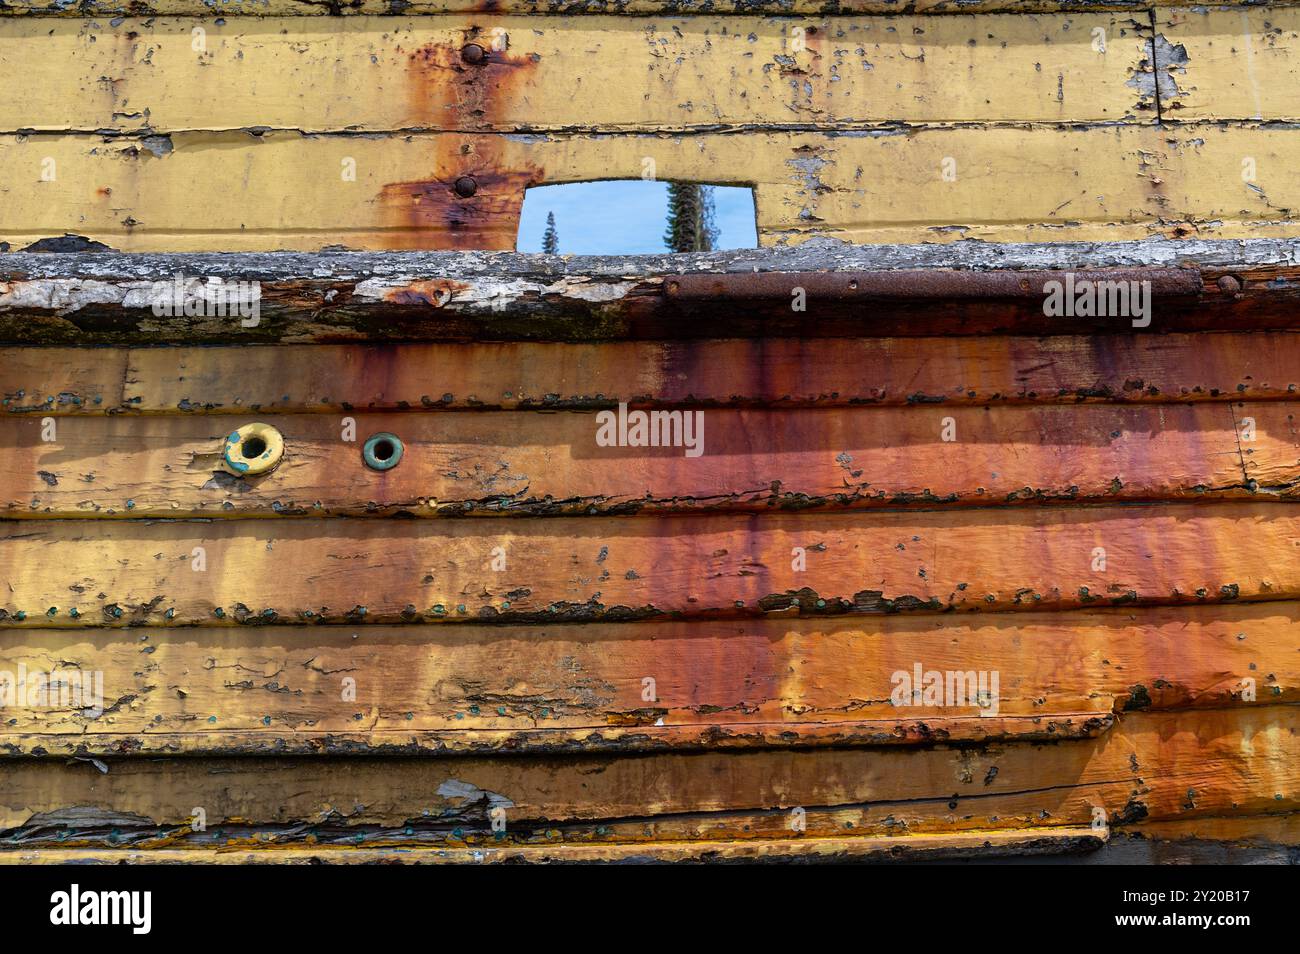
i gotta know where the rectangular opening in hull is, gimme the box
[518,181,758,254]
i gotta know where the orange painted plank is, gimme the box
[0,601,1291,755]
[7,334,1300,414]
[1240,401,1300,494]
[2,403,1279,517]
[2,502,1297,626]
[0,707,1295,845]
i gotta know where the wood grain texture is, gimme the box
[1,502,1298,626]
[0,601,1291,756]
[3,124,1298,250]
[8,333,1300,414]
[0,706,1293,848]
[0,15,1152,133]
[2,402,1290,517]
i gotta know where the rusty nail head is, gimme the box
[454,176,478,198]
[462,43,487,65]
[1217,275,1243,295]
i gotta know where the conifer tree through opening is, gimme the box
[541,211,559,254]
[664,184,719,252]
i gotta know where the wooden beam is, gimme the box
[1,0,1284,15]
[0,707,1293,845]
[1,124,1297,250]
[1,502,1298,625]
[0,601,1291,756]
[0,14,1152,133]
[4,402,1290,517]
[1,239,1297,343]
[6,333,1300,414]
[0,828,1109,864]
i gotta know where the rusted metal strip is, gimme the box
[663,268,1204,301]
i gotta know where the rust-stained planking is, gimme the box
[3,2,1300,865]
[0,707,1294,849]
[2,503,1299,625]
[2,403,1294,517]
[7,331,1300,413]
[0,602,1292,756]
[0,15,1154,133]
[4,124,1300,250]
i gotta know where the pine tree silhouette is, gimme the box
[664,184,719,252]
[541,211,559,254]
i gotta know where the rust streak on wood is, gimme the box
[2,403,1294,517]
[0,601,1292,756]
[0,503,1297,625]
[6,334,1300,414]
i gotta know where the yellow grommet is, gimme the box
[221,423,284,476]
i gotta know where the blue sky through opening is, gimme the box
[517,181,758,254]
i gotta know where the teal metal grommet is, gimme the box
[362,432,403,471]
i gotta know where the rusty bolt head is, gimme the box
[1217,275,1243,296]
[454,176,478,198]
[461,43,488,66]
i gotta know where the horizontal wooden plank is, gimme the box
[25,828,1300,863]
[3,240,1296,343]
[0,0,1273,15]
[4,402,1289,517]
[0,707,1293,847]
[1159,7,1300,122]
[14,830,1300,863]
[1243,402,1300,493]
[1125,814,1300,847]
[0,15,1151,134]
[0,717,1114,758]
[2,124,1297,250]
[8,333,1300,413]
[0,601,1291,756]
[0,829,1109,864]
[1,502,1298,625]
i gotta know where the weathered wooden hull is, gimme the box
[2,1,1299,864]
[1,242,1297,863]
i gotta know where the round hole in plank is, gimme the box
[363,432,404,471]
[221,423,284,477]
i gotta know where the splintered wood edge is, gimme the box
[1,238,1296,342]
[4,237,1298,281]
[0,0,1287,14]
[0,827,1109,864]
[0,712,1118,758]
